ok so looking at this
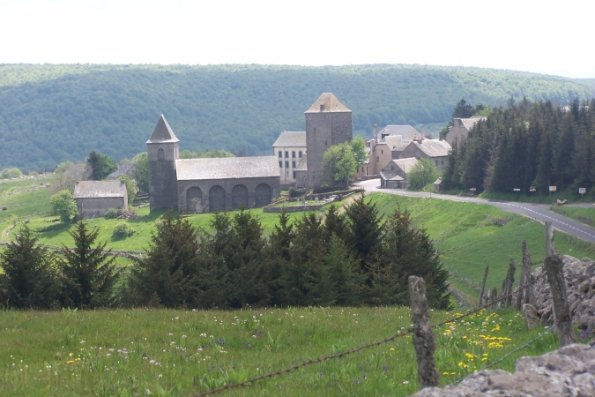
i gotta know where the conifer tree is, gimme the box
[0,225,59,308]
[131,212,201,307]
[380,209,450,309]
[262,210,294,306]
[59,221,118,308]
[344,194,382,272]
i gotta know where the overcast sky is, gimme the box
[1,0,593,78]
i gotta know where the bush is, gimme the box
[50,190,77,223]
[104,208,121,219]
[112,223,135,240]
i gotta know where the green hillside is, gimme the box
[0,64,592,171]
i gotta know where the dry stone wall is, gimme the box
[412,343,595,397]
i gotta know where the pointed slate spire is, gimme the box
[304,92,351,113]
[146,114,179,143]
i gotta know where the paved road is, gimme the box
[356,179,595,244]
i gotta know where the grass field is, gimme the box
[0,307,559,397]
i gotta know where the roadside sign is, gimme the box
[513,188,521,192]
[469,187,477,192]
[529,186,537,192]
[579,187,586,196]
[549,185,557,192]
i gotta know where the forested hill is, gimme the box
[0,64,592,171]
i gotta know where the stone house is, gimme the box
[73,180,128,218]
[359,124,420,177]
[399,138,451,170]
[446,116,486,148]
[272,130,306,186]
[380,158,419,189]
[148,115,280,213]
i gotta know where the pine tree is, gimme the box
[321,235,366,306]
[59,221,118,308]
[131,212,201,307]
[344,194,382,272]
[262,210,294,306]
[379,209,450,309]
[0,225,59,308]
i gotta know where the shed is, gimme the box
[73,180,128,218]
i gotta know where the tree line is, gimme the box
[443,99,595,197]
[0,197,450,310]
[1,64,591,171]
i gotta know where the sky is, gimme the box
[1,0,594,78]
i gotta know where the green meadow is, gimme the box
[0,307,558,397]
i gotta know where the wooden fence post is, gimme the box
[516,240,533,309]
[545,221,555,257]
[408,276,440,388]
[544,254,575,346]
[479,265,489,308]
[502,260,516,308]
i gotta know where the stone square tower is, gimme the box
[147,114,179,211]
[305,93,352,188]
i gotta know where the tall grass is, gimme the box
[0,307,558,397]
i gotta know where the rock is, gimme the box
[412,343,595,397]
[522,303,540,329]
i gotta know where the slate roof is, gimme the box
[305,92,351,113]
[459,116,486,131]
[379,172,405,181]
[146,114,179,143]
[377,124,420,140]
[383,135,410,151]
[176,156,280,181]
[391,157,419,174]
[408,139,451,157]
[73,180,127,199]
[272,131,307,147]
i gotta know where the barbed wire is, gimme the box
[191,272,547,396]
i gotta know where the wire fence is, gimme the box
[191,273,547,397]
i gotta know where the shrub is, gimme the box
[112,223,135,240]
[104,208,121,219]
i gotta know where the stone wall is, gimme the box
[412,343,594,397]
[523,255,594,338]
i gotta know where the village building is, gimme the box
[379,158,419,189]
[272,130,306,186]
[445,116,486,148]
[399,138,451,170]
[73,180,128,218]
[359,124,421,177]
[148,115,280,213]
[296,93,353,189]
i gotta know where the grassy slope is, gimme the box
[0,307,559,397]
[368,193,595,302]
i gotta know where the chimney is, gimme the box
[320,104,325,112]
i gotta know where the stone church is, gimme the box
[147,115,280,213]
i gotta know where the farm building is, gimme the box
[73,180,128,218]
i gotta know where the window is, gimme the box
[279,161,282,168]
[292,151,296,158]
[285,151,289,158]
[278,151,282,158]
[293,171,296,179]
[299,151,303,158]
[285,161,289,168]
[292,161,296,168]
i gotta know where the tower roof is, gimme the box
[146,114,179,143]
[305,92,351,113]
